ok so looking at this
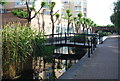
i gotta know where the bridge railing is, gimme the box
[44,33,98,45]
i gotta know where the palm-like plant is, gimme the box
[0,0,7,5]
[73,12,83,33]
[82,17,87,32]
[49,2,60,37]
[66,9,72,33]
[85,18,91,34]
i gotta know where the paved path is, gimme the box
[59,35,119,79]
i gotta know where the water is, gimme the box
[33,46,87,79]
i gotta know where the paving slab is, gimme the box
[59,35,119,79]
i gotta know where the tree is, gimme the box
[66,9,72,33]
[12,1,46,25]
[81,17,87,32]
[0,0,7,5]
[76,12,82,33]
[49,2,60,37]
[110,1,120,34]
[85,18,91,34]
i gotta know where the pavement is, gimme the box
[59,35,119,79]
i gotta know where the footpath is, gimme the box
[59,35,119,79]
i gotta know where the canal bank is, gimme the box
[58,35,119,79]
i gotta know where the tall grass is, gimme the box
[2,23,53,79]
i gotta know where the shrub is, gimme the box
[12,9,28,18]
[98,31,112,37]
[70,33,87,43]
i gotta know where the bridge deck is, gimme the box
[46,42,92,48]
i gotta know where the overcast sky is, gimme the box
[87,0,117,26]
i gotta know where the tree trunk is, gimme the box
[42,11,45,34]
[50,10,55,37]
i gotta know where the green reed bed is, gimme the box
[2,23,53,79]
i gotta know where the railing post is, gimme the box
[65,32,67,44]
[93,36,95,50]
[88,39,90,58]
[74,33,75,45]
[90,37,93,54]
[84,34,86,45]
[56,33,60,43]
[60,33,62,44]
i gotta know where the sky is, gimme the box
[87,0,117,26]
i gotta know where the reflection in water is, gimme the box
[33,46,87,79]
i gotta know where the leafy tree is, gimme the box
[110,1,120,34]
[0,0,7,5]
[48,2,60,37]
[12,1,46,25]
[66,9,72,33]
[81,17,86,32]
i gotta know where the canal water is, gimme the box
[33,46,87,79]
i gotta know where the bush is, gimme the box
[98,31,112,37]
[70,33,87,43]
[12,9,28,18]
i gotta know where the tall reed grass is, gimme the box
[2,23,53,79]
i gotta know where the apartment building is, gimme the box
[62,0,87,17]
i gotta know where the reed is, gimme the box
[2,23,53,79]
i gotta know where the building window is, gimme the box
[15,2,20,6]
[75,6,81,11]
[83,8,87,12]
[75,13,79,16]
[84,13,87,17]
[0,9,5,13]
[74,2,81,5]
[44,11,50,15]
[63,1,69,4]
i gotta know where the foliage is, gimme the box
[110,1,120,34]
[66,9,73,33]
[12,9,28,18]
[55,13,60,19]
[97,24,114,27]
[11,1,46,24]
[0,0,7,5]
[2,23,35,78]
[49,2,56,10]
[32,35,54,63]
[48,2,60,37]
[2,23,54,78]
[98,31,112,37]
[70,33,87,43]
